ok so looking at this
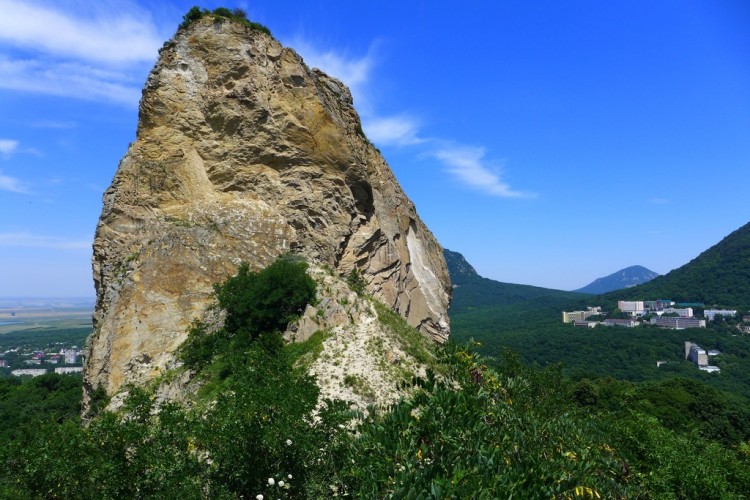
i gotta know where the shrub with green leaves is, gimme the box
[179,256,316,376]
[346,267,367,295]
[178,5,272,35]
[336,346,630,498]
[215,256,316,340]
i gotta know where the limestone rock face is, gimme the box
[84,17,451,400]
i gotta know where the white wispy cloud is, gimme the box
[0,0,162,64]
[432,146,535,198]
[0,232,90,250]
[0,56,141,106]
[363,115,424,147]
[0,171,28,193]
[289,37,375,107]
[0,0,162,106]
[290,38,534,198]
[0,139,19,156]
[292,38,429,148]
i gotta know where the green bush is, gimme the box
[346,267,367,295]
[179,319,228,370]
[215,256,316,340]
[179,6,205,30]
[212,7,233,18]
[178,6,272,36]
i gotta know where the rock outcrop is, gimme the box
[84,16,451,402]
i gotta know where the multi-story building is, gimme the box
[55,367,83,375]
[11,369,48,377]
[684,341,720,372]
[64,349,77,364]
[651,316,706,329]
[618,301,645,316]
[685,341,708,366]
[704,309,737,321]
[573,321,597,328]
[661,307,693,317]
[645,300,674,311]
[603,318,639,328]
[562,307,601,323]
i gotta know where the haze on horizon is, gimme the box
[0,0,748,298]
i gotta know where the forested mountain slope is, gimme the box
[444,249,587,313]
[603,221,750,308]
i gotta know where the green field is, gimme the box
[0,307,92,335]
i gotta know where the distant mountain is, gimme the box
[602,221,750,309]
[574,265,659,294]
[444,249,586,314]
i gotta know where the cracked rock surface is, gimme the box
[84,17,451,405]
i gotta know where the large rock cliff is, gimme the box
[84,16,451,400]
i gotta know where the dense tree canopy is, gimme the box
[3,256,750,497]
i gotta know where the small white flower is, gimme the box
[268,477,275,486]
[279,480,285,487]
[256,495,264,500]
[286,439,292,446]
[288,474,293,479]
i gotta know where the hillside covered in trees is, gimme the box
[604,220,750,309]
[3,256,750,497]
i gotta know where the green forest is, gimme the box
[2,257,750,498]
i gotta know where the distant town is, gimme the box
[563,299,750,374]
[0,345,84,378]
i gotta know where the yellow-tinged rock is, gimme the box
[84,16,451,408]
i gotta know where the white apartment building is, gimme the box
[704,309,737,321]
[652,316,706,329]
[55,366,83,375]
[661,307,693,318]
[562,309,600,323]
[618,301,645,315]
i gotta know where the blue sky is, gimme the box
[1,0,748,297]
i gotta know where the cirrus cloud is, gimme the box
[0,171,28,193]
[0,0,162,106]
[432,146,535,198]
[363,115,424,147]
[0,0,162,65]
[290,37,534,198]
[0,139,19,156]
